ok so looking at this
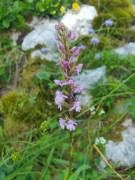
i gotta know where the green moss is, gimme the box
[112,28,135,42]
[92,13,112,29]
[19,57,41,90]
[1,91,44,124]
[93,0,134,13]
[92,0,134,29]
[3,117,34,137]
[98,36,121,49]
[92,0,135,46]
[0,55,60,137]
[0,90,46,137]
[112,8,132,26]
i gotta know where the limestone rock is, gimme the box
[75,66,106,107]
[114,42,135,56]
[22,19,58,51]
[61,5,97,35]
[100,119,135,169]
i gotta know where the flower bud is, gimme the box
[55,34,60,40]
[74,49,79,56]
[70,33,76,40]
[67,30,72,37]
[59,44,65,51]
[59,22,66,31]
[59,22,65,28]
[70,46,78,53]
[70,46,79,56]
[55,24,60,31]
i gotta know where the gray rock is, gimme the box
[61,5,97,36]
[31,49,59,62]
[114,42,135,56]
[75,66,106,107]
[100,119,135,169]
[75,66,106,90]
[21,18,58,61]
[129,25,135,31]
[22,19,58,51]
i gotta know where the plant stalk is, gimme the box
[64,131,73,180]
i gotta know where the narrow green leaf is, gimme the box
[0,171,5,180]
[69,164,90,180]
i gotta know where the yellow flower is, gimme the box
[11,152,20,162]
[60,6,65,13]
[40,121,48,132]
[72,2,80,11]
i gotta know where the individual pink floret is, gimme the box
[66,120,77,131]
[69,101,81,112]
[59,118,66,129]
[75,64,83,75]
[54,80,63,86]
[74,84,84,93]
[55,91,68,111]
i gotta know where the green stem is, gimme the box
[64,131,73,180]
[107,27,110,40]
[69,131,73,175]
[62,27,74,180]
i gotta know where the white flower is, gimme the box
[95,137,107,145]
[90,106,95,112]
[98,109,105,116]
[90,106,96,115]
